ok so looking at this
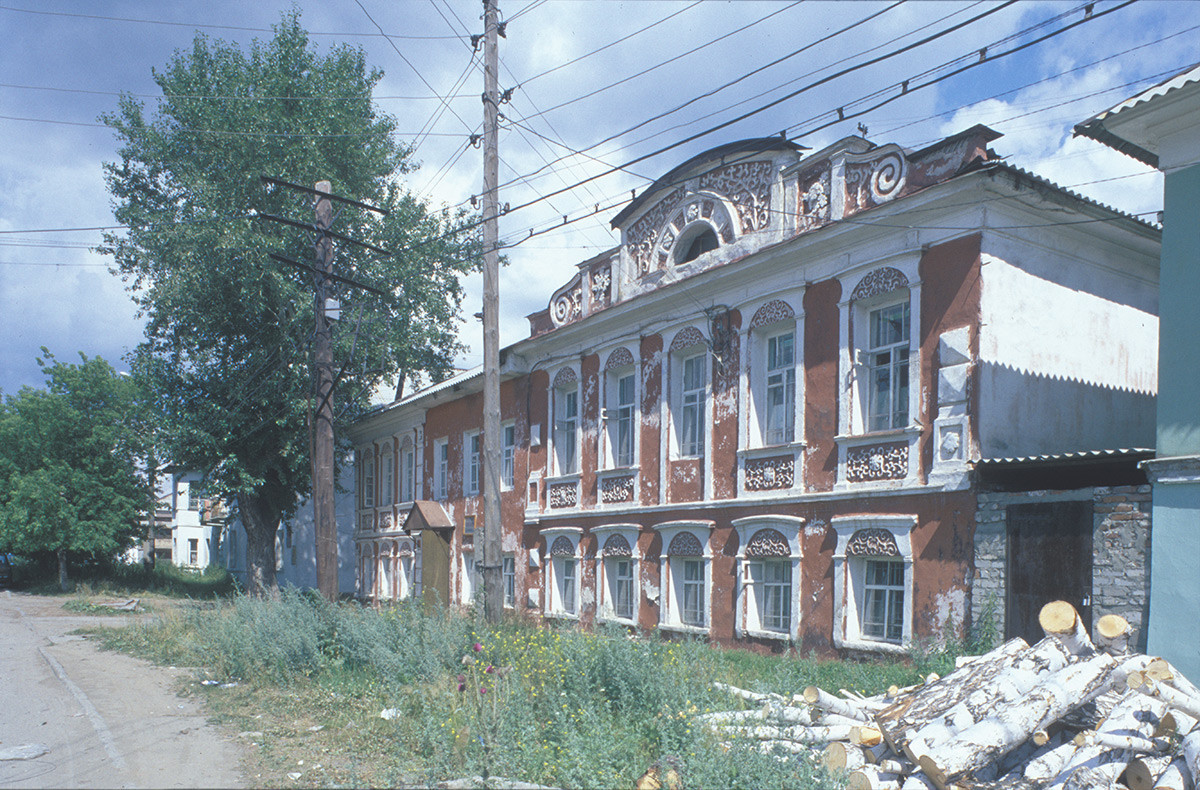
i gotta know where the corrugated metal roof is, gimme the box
[984,161,1160,231]
[973,448,1154,467]
[1086,62,1200,124]
[359,365,483,420]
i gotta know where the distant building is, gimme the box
[352,125,1159,654]
[169,471,224,569]
[216,468,357,595]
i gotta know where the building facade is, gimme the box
[350,125,1159,654]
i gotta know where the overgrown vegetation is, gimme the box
[94,591,978,788]
[22,560,236,599]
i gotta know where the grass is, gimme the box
[92,592,981,788]
[19,560,237,599]
[62,597,153,615]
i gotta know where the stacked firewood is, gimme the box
[702,601,1200,789]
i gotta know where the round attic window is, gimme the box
[674,225,719,265]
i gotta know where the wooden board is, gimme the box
[1006,501,1093,646]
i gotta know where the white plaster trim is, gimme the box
[540,527,583,619]
[592,522,641,624]
[1141,455,1200,485]
[654,520,715,633]
[733,515,804,641]
[831,514,917,652]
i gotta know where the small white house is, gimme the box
[171,471,218,569]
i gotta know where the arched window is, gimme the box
[733,516,805,640]
[832,514,915,652]
[542,527,582,618]
[675,225,718,265]
[654,520,715,632]
[592,524,641,624]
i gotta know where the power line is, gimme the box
[0,82,474,102]
[0,4,464,39]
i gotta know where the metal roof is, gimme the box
[983,161,1160,231]
[973,448,1154,467]
[358,365,483,420]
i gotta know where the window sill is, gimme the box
[835,426,921,444]
[738,442,806,459]
[742,627,794,642]
[596,614,637,626]
[543,611,580,621]
[598,466,639,477]
[836,636,908,655]
[660,622,708,636]
[544,471,581,486]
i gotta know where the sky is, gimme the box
[2,0,1197,398]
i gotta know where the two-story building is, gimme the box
[349,125,1160,655]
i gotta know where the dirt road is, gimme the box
[0,591,245,789]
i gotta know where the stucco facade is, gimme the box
[350,125,1159,655]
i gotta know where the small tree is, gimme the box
[0,352,147,590]
[101,13,479,595]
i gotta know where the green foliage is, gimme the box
[0,352,147,573]
[98,11,480,592]
[98,598,865,788]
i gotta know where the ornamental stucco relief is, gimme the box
[599,475,635,504]
[548,482,578,509]
[846,528,901,557]
[745,528,790,558]
[749,299,795,329]
[698,161,775,234]
[851,266,909,301]
[667,531,704,557]
[550,536,575,556]
[845,442,908,483]
[744,456,795,491]
[602,533,632,557]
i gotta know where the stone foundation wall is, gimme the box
[972,485,1152,651]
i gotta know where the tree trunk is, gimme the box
[58,548,69,591]
[239,490,281,597]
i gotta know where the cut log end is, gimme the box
[1039,600,1080,634]
[853,726,885,747]
[803,686,821,704]
[1097,614,1130,640]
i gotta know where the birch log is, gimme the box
[1124,755,1172,790]
[1095,614,1131,656]
[1045,691,1168,790]
[1153,757,1194,790]
[1039,600,1095,656]
[915,652,1117,789]
[847,766,904,790]
[1141,678,1200,720]
[901,638,1072,761]
[804,685,874,723]
[1184,726,1200,785]
[1023,737,1079,784]
[824,741,868,772]
[712,682,787,704]
[712,723,855,743]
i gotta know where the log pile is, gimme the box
[701,602,1200,790]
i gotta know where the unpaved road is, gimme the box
[0,591,245,788]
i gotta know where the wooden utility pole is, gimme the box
[480,0,503,623]
[313,180,338,601]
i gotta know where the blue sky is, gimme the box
[2,1,1196,396]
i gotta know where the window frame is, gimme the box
[400,441,416,503]
[502,554,516,608]
[732,516,805,641]
[433,438,449,500]
[762,329,798,446]
[592,523,641,625]
[460,549,477,606]
[361,452,375,509]
[553,381,580,476]
[865,302,911,433]
[831,514,916,653]
[380,443,394,507]
[654,520,715,634]
[677,350,707,459]
[604,366,638,470]
[501,422,516,490]
[464,430,481,496]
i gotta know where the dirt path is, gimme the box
[0,590,245,789]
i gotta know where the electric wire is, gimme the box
[0,82,473,102]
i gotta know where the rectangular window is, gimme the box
[862,559,905,642]
[362,456,375,508]
[614,372,636,467]
[466,432,481,495]
[501,424,515,489]
[400,448,415,502]
[464,515,475,536]
[680,353,706,457]
[503,555,515,607]
[188,538,198,566]
[555,389,578,474]
[462,553,476,604]
[765,332,796,445]
[381,452,394,506]
[612,558,634,620]
[751,560,791,633]
[682,559,705,626]
[561,558,577,614]
[434,440,449,499]
[868,303,910,432]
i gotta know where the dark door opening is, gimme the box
[1005,500,1092,645]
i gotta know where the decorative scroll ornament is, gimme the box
[851,266,909,301]
[797,167,831,231]
[627,188,683,276]
[846,528,900,557]
[605,347,635,371]
[844,148,907,213]
[550,535,575,556]
[602,533,633,557]
[667,531,704,557]
[548,482,578,509]
[845,442,908,483]
[550,281,583,327]
[670,326,706,352]
[599,475,635,504]
[698,161,776,234]
[745,528,790,557]
[590,265,612,309]
[745,456,795,491]
[750,299,795,329]
[380,512,393,529]
[553,367,578,389]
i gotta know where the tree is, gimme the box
[100,14,479,595]
[0,352,147,590]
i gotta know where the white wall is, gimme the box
[978,240,1158,458]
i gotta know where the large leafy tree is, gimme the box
[0,352,147,590]
[100,14,479,595]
